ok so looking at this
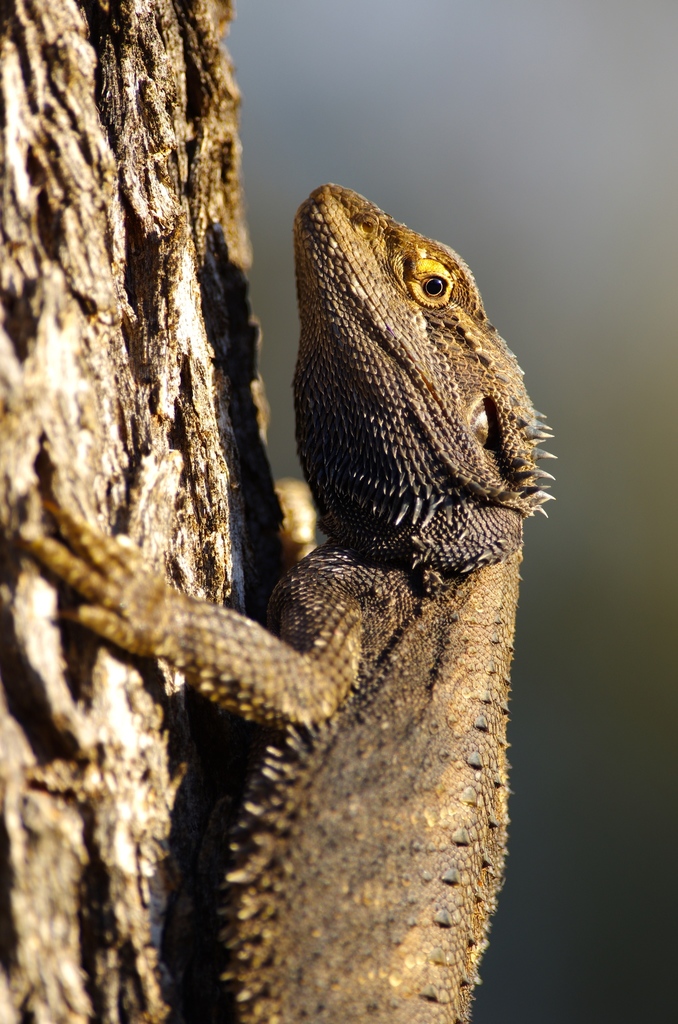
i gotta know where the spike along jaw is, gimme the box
[293,184,554,575]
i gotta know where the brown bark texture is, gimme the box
[0,0,280,1020]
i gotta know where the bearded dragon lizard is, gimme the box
[26,184,554,1022]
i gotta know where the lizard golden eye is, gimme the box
[403,257,454,307]
[423,277,447,298]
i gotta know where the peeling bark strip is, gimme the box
[0,1,279,1021]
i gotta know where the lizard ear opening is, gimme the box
[470,397,501,452]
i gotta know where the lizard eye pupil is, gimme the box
[423,277,446,297]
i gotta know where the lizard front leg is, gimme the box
[25,505,360,730]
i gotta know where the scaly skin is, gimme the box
[26,185,553,1022]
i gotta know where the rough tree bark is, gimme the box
[0,1,281,1021]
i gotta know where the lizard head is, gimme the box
[293,184,554,575]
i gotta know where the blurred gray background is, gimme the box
[228,1,678,1020]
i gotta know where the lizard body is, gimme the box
[27,185,553,1022]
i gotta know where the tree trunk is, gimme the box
[0,1,280,1020]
